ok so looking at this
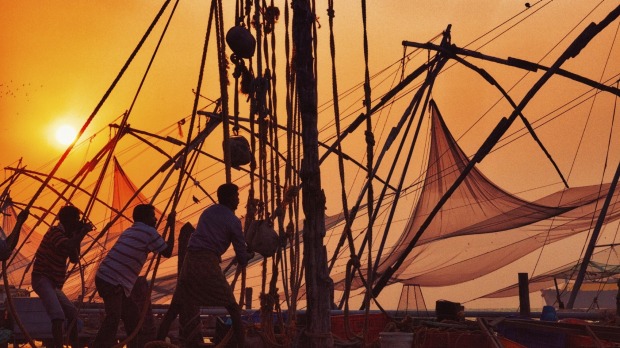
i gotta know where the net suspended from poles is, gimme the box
[332,101,620,291]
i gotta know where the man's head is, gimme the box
[57,205,81,231]
[133,204,157,227]
[217,183,239,211]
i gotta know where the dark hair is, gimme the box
[133,204,155,223]
[57,205,80,225]
[217,183,239,203]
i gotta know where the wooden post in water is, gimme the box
[293,0,333,346]
[518,273,530,317]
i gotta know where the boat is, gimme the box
[1,1,619,347]
[541,280,619,310]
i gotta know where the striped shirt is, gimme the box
[32,225,74,288]
[96,222,167,296]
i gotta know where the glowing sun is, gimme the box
[55,124,78,145]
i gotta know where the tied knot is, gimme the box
[365,130,375,146]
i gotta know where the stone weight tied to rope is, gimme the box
[246,220,279,258]
[225,135,252,167]
[226,26,256,59]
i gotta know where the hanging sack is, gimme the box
[245,220,279,258]
[225,135,252,167]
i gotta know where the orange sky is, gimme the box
[1,1,617,180]
[1,1,619,309]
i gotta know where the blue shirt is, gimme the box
[187,204,251,266]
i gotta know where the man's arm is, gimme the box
[66,221,94,263]
[6,208,29,251]
[231,218,253,267]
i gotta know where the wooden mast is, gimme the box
[292,0,333,346]
[567,162,620,308]
[373,5,620,298]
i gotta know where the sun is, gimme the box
[55,124,78,146]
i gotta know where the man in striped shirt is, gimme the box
[92,204,175,348]
[32,205,93,348]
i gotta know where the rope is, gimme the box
[0,167,25,253]
[90,126,218,346]
[326,0,355,266]
[3,0,178,341]
[289,0,304,315]
[530,4,620,304]
[19,0,175,221]
[6,123,126,342]
[262,4,289,343]
[251,5,282,342]
[359,1,377,328]
[76,0,182,248]
[67,114,131,343]
[342,257,362,340]
[215,0,232,183]
[128,126,213,347]
[112,177,178,348]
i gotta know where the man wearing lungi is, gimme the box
[177,183,253,347]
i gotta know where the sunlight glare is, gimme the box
[55,124,78,146]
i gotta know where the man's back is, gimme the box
[96,221,167,296]
[187,204,243,258]
[32,226,69,287]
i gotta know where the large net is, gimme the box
[332,101,620,291]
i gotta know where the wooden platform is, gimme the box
[2,298,218,347]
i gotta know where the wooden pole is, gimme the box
[373,5,620,298]
[518,273,531,317]
[568,160,620,308]
[293,0,333,346]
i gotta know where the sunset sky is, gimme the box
[1,1,619,309]
[1,2,617,175]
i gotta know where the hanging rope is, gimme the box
[358,2,377,335]
[326,0,356,264]
[263,0,290,343]
[2,4,177,342]
[2,1,182,343]
[281,0,304,320]
[65,1,186,345]
[215,0,232,183]
[18,0,175,221]
[116,1,220,346]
